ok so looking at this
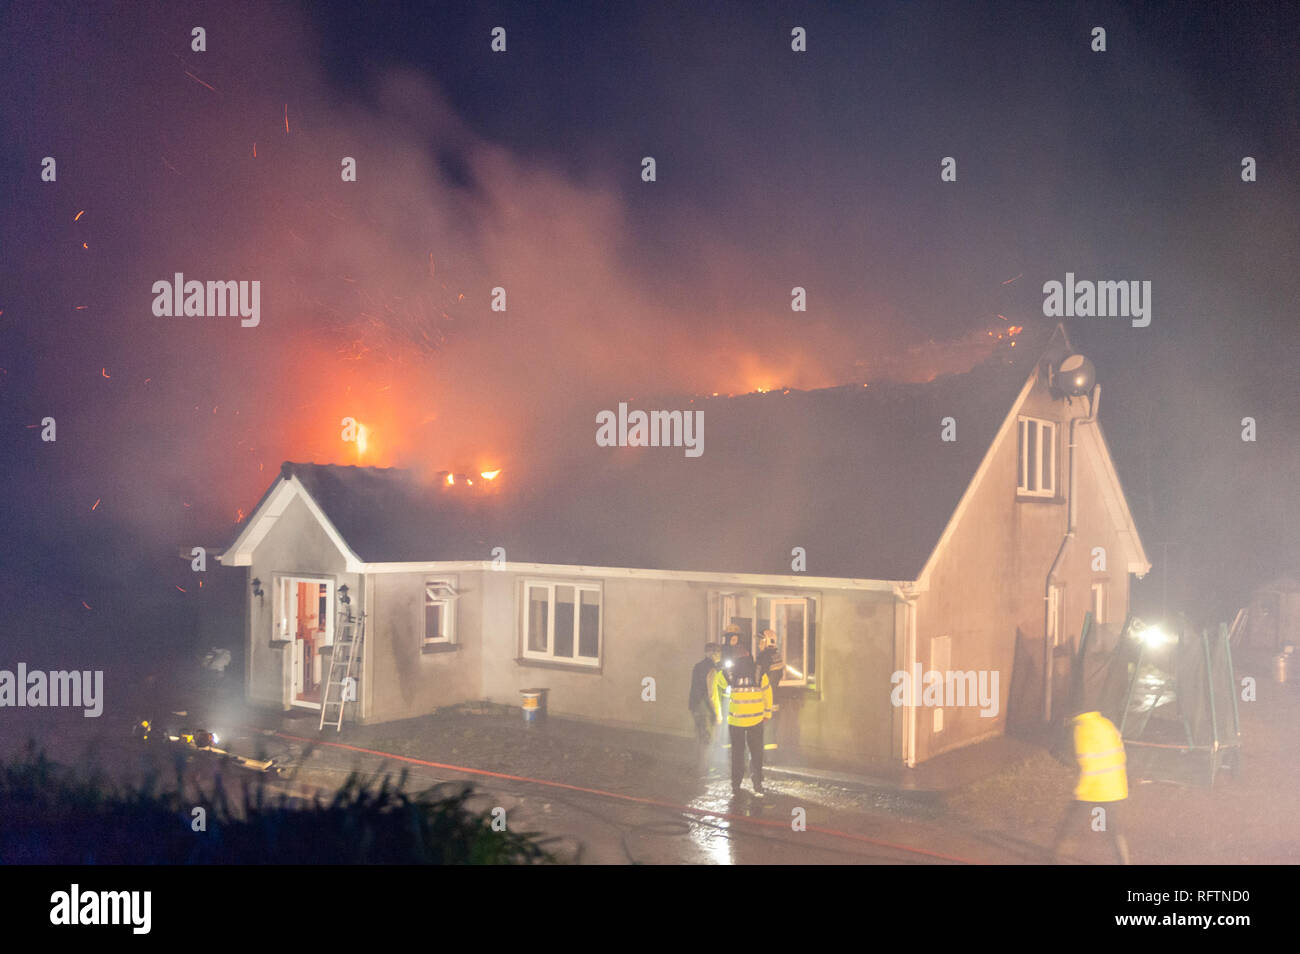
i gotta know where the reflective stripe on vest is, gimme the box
[1074,713,1128,801]
[727,686,770,727]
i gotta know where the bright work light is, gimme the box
[1139,624,1171,647]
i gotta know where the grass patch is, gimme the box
[0,742,557,864]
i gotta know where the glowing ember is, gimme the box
[480,470,501,480]
[91,498,100,511]
[446,473,454,485]
[184,70,217,93]
[74,210,85,222]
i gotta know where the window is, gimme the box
[1090,582,1106,625]
[931,635,952,733]
[718,592,754,654]
[1017,416,1056,497]
[1047,583,1063,647]
[424,580,459,647]
[759,595,817,689]
[522,581,602,666]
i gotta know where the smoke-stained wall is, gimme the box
[363,569,483,723]
[244,493,360,711]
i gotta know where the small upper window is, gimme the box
[424,580,458,647]
[1017,417,1056,497]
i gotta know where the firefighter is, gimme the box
[689,642,724,776]
[721,623,743,668]
[1051,709,1131,864]
[723,641,773,796]
[755,629,784,755]
[756,629,784,690]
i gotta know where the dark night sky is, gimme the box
[1,0,1298,658]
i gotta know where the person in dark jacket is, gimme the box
[688,643,723,776]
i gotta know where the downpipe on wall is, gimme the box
[1043,384,1101,721]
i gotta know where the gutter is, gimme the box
[1043,384,1101,721]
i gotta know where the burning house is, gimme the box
[219,323,1148,768]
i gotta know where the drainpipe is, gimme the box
[1043,385,1101,721]
[893,584,919,767]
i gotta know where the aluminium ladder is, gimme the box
[319,610,365,731]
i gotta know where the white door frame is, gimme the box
[276,575,336,709]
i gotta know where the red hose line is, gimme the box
[270,730,978,864]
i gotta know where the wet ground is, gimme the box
[0,682,1032,864]
[946,647,1300,864]
[6,648,1294,864]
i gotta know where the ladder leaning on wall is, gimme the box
[320,607,365,732]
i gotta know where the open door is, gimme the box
[280,578,335,707]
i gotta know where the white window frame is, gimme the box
[521,580,602,667]
[1048,583,1064,648]
[717,592,754,653]
[931,635,952,733]
[1017,416,1057,497]
[763,595,816,689]
[424,579,459,647]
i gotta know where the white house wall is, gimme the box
[364,570,484,722]
[913,375,1137,762]
[244,492,363,712]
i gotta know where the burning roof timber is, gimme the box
[255,325,1061,580]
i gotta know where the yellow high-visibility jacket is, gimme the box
[718,668,773,728]
[709,668,728,720]
[1072,711,1128,802]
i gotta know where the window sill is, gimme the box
[421,643,461,655]
[1015,493,1063,504]
[774,684,821,701]
[515,657,603,675]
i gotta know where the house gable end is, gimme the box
[219,476,364,571]
[915,324,1073,588]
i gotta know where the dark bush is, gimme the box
[0,743,556,864]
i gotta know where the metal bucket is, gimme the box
[521,688,546,723]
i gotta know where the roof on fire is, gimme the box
[228,324,1078,581]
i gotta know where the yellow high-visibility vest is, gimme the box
[724,672,773,728]
[1073,711,1128,802]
